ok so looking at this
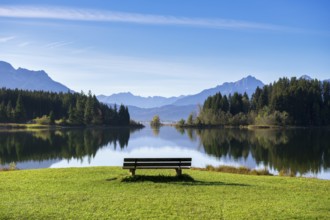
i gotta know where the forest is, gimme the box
[178,77,330,127]
[0,88,131,126]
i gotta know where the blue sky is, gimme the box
[0,0,329,97]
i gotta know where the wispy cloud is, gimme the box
[0,36,15,43]
[18,41,31,47]
[0,5,285,31]
[45,41,73,49]
[70,46,94,55]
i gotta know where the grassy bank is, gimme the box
[0,123,55,130]
[1,167,329,219]
[0,123,144,131]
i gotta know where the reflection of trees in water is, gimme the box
[152,127,160,136]
[197,129,251,160]
[0,128,139,164]
[186,129,197,142]
[197,128,330,174]
[175,127,197,142]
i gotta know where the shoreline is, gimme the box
[0,123,145,130]
[171,123,330,130]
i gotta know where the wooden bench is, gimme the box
[123,158,192,176]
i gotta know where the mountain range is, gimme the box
[97,75,264,109]
[2,60,328,122]
[172,75,264,106]
[98,75,265,121]
[97,92,183,108]
[0,61,71,93]
[126,104,198,122]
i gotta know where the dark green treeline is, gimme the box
[182,77,330,126]
[0,88,130,126]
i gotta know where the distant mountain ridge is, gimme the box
[98,75,265,108]
[300,74,330,83]
[172,75,264,106]
[127,104,197,122]
[300,75,313,81]
[97,92,183,108]
[98,75,265,121]
[0,61,71,93]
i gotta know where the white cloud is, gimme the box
[0,5,284,31]
[0,36,15,42]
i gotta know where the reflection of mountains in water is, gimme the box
[196,128,330,175]
[0,128,140,165]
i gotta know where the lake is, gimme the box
[1,126,329,179]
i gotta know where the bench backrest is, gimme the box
[123,158,192,168]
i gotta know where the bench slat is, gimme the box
[123,166,191,169]
[124,158,191,162]
[123,162,191,167]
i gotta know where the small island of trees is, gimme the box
[150,115,162,127]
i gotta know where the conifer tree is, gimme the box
[49,111,55,125]
[14,95,26,122]
[0,102,6,122]
[75,96,84,125]
[220,95,229,112]
[6,101,13,122]
[84,92,93,124]
[68,104,75,123]
[118,105,130,126]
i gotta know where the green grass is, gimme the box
[0,167,329,219]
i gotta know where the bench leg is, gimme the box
[176,168,182,176]
[129,169,136,176]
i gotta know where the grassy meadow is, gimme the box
[0,167,329,219]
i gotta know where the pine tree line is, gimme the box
[179,77,330,127]
[251,77,330,126]
[0,88,130,126]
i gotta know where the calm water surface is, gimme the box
[1,126,329,179]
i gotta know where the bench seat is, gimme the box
[123,158,192,176]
